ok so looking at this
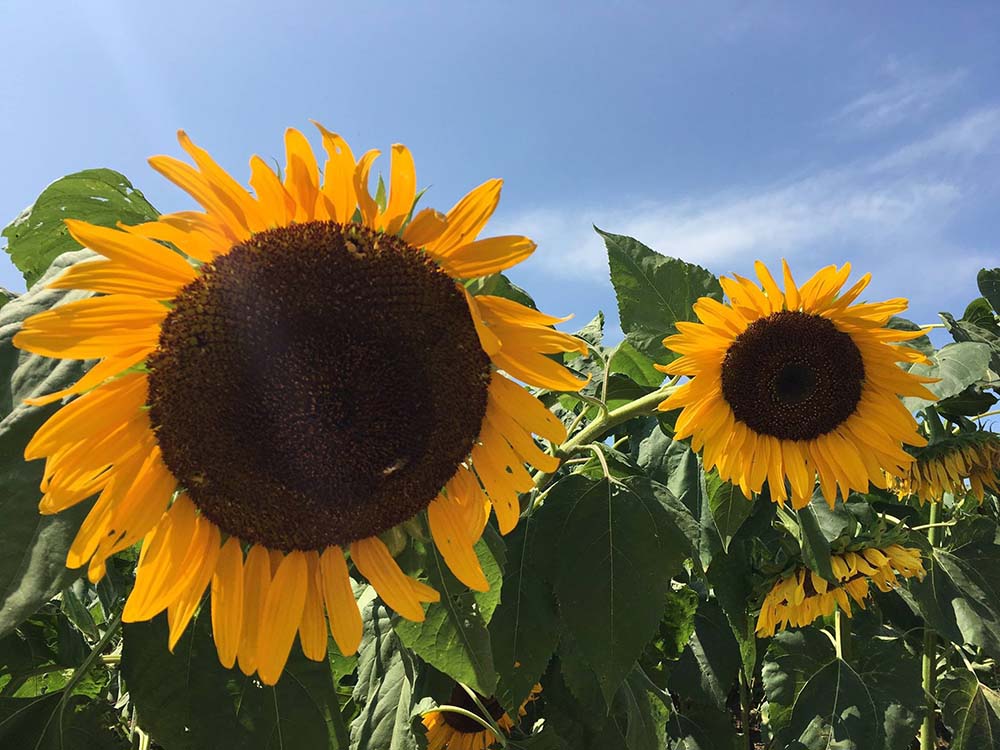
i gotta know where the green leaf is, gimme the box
[902,342,994,412]
[763,629,923,750]
[352,595,423,750]
[608,340,665,388]
[669,600,740,711]
[940,666,1000,750]
[961,297,1000,331]
[489,516,560,715]
[903,541,1000,661]
[394,536,502,696]
[667,700,741,750]
[979,268,1000,316]
[465,273,537,309]
[2,169,158,287]
[0,251,99,639]
[793,493,858,582]
[534,475,687,704]
[599,229,722,365]
[704,472,752,554]
[0,692,127,750]
[122,612,343,750]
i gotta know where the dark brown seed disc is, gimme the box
[146,221,492,551]
[720,310,864,441]
[440,684,507,733]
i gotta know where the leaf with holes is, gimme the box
[2,169,158,287]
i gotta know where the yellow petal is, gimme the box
[48,260,190,300]
[237,545,272,676]
[283,128,320,223]
[353,149,381,229]
[428,495,489,591]
[14,295,167,360]
[438,235,536,278]
[26,346,154,407]
[256,550,309,685]
[425,179,502,258]
[319,546,363,656]
[298,553,328,662]
[168,521,221,651]
[313,123,358,225]
[489,373,567,444]
[351,537,426,621]
[63,219,198,284]
[211,537,245,669]
[382,144,416,235]
[401,208,447,248]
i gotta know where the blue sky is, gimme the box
[2,1,999,335]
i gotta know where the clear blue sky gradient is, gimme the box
[3,1,999,335]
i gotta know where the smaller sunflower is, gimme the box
[422,684,541,750]
[659,260,938,509]
[889,431,1000,504]
[755,544,925,637]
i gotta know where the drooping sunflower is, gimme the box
[755,544,925,637]
[889,431,1000,504]
[14,125,587,685]
[421,684,541,750]
[659,260,938,509]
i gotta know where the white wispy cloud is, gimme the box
[492,105,1000,318]
[832,66,966,135]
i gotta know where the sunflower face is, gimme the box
[14,126,587,685]
[147,221,492,551]
[720,311,865,441]
[660,260,938,508]
[755,544,925,637]
[422,683,540,750]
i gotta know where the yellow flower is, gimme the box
[13,126,587,685]
[889,432,1000,504]
[659,260,937,509]
[755,544,926,637]
[422,684,541,750]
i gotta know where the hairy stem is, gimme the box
[919,501,940,750]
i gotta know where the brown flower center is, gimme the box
[720,310,864,441]
[147,221,491,551]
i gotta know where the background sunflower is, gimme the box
[659,260,939,508]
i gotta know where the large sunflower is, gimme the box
[659,260,938,508]
[14,125,586,685]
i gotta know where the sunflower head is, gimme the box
[13,125,587,684]
[889,430,1000,504]
[421,683,541,750]
[659,260,938,509]
[755,544,925,637]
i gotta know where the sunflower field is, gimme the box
[0,128,999,750]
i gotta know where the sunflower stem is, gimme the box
[973,409,1000,420]
[459,682,508,743]
[834,607,851,663]
[919,500,940,750]
[738,667,752,750]
[428,706,507,747]
[923,406,946,443]
[329,692,350,750]
[532,383,678,494]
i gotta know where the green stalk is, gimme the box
[532,383,677,495]
[919,501,940,750]
[738,668,752,750]
[834,608,851,663]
